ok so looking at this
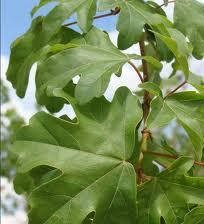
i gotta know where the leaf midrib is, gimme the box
[41,163,128,224]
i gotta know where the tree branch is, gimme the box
[128,61,144,83]
[136,38,152,182]
[139,40,149,82]
[144,151,204,167]
[63,7,120,27]
[158,0,176,8]
[164,80,187,99]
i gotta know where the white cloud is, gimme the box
[1,55,37,122]
[1,211,27,224]
[1,177,27,224]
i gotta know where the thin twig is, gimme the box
[164,80,187,99]
[128,61,144,83]
[145,151,177,159]
[63,7,120,27]
[158,0,176,8]
[194,161,204,167]
[144,151,204,167]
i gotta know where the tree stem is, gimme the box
[139,40,148,82]
[144,151,204,167]
[63,7,120,27]
[164,80,187,99]
[136,38,152,182]
[139,39,151,125]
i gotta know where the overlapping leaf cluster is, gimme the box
[6,0,204,223]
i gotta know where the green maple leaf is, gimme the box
[147,92,204,160]
[6,16,80,98]
[115,0,172,49]
[12,87,143,224]
[183,206,204,224]
[137,157,204,224]
[36,27,161,107]
[174,0,204,59]
[98,0,171,49]
[31,0,97,33]
[152,25,191,77]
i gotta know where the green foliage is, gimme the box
[6,16,80,99]
[115,0,172,49]
[174,0,204,59]
[138,157,204,224]
[183,206,204,224]
[36,28,137,107]
[6,0,204,223]
[147,92,204,160]
[12,87,142,223]
[152,26,190,76]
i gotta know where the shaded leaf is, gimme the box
[137,157,204,224]
[183,206,204,224]
[147,92,204,160]
[174,0,204,59]
[152,25,190,76]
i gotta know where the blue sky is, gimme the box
[1,0,38,55]
[1,0,116,56]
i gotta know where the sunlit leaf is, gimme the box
[12,87,142,224]
[6,16,80,98]
[116,0,172,49]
